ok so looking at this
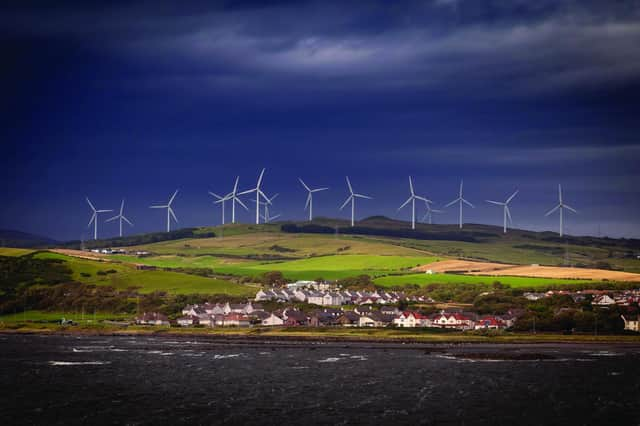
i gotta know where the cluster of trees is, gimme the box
[63,228,216,250]
[281,223,479,242]
[0,281,247,318]
[0,253,73,297]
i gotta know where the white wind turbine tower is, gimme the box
[209,177,248,225]
[445,180,474,229]
[339,176,372,227]
[486,190,519,233]
[545,184,577,237]
[239,168,271,224]
[86,197,113,240]
[422,200,444,225]
[149,189,179,232]
[106,199,133,237]
[299,178,328,221]
[398,176,431,230]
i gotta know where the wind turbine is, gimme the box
[445,180,474,229]
[209,177,248,225]
[486,190,519,233]
[106,199,133,237]
[239,168,271,224]
[339,176,372,227]
[254,193,280,223]
[86,197,112,240]
[398,176,431,230]
[149,189,179,232]
[299,178,328,221]
[545,184,577,237]
[422,200,444,225]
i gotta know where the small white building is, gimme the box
[621,315,639,332]
[261,313,285,326]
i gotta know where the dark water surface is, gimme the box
[1,334,639,425]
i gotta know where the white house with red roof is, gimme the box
[393,311,429,328]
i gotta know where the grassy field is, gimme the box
[112,253,441,280]
[32,252,255,295]
[0,247,35,257]
[374,272,596,288]
[125,232,433,258]
[0,310,133,323]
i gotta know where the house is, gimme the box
[354,305,374,316]
[284,310,308,326]
[177,315,200,327]
[358,311,392,327]
[222,313,251,327]
[336,311,360,327]
[621,314,640,332]
[309,312,339,327]
[380,306,400,316]
[474,316,505,330]
[136,312,169,326]
[261,313,285,326]
[393,311,428,328]
[593,295,616,306]
[431,311,475,330]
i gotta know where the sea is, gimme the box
[1,334,639,425]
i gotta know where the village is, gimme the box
[134,280,640,332]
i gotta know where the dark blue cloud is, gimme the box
[1,0,639,239]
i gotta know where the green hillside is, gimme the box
[32,252,254,295]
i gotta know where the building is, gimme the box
[177,315,199,327]
[621,314,640,332]
[261,313,284,326]
[136,312,169,326]
[393,311,429,328]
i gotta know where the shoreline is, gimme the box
[3,325,640,347]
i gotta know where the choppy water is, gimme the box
[1,334,639,425]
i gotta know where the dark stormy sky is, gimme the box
[2,0,640,240]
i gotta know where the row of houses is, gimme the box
[254,288,433,306]
[524,289,640,307]
[161,305,519,330]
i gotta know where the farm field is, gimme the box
[0,247,35,257]
[124,232,432,258]
[0,310,133,323]
[412,259,640,282]
[112,253,441,281]
[374,272,595,288]
[32,252,254,296]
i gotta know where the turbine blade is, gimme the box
[485,200,504,206]
[354,194,372,200]
[398,197,412,211]
[86,197,95,211]
[96,209,113,213]
[169,207,178,223]
[346,176,353,194]
[87,213,96,227]
[311,187,328,192]
[169,189,179,205]
[558,184,563,204]
[149,205,167,209]
[432,209,444,213]
[409,176,414,195]
[258,190,272,204]
[459,180,463,197]
[122,216,133,226]
[257,168,265,188]
[270,193,279,202]
[105,215,119,222]
[120,199,125,214]
[564,204,578,214]
[506,189,519,204]
[298,178,310,192]
[545,204,561,216]
[235,197,249,211]
[209,192,223,200]
[444,198,459,208]
[238,189,255,196]
[270,214,281,221]
[233,176,239,194]
[462,199,475,208]
[505,206,513,224]
[339,196,353,210]
[414,196,431,203]
[304,193,311,210]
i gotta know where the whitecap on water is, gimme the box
[350,355,367,361]
[318,357,341,363]
[213,354,243,360]
[49,361,110,366]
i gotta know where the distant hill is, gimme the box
[0,230,58,248]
